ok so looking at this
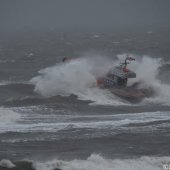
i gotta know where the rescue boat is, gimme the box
[97,56,153,102]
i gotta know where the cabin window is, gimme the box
[117,77,127,87]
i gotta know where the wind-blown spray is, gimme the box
[31,54,170,105]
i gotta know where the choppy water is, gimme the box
[0,30,170,170]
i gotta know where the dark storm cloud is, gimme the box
[0,0,170,32]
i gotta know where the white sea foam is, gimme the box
[33,154,170,170]
[141,83,170,106]
[0,111,169,134]
[124,55,161,88]
[30,56,125,105]
[0,80,11,86]
[118,54,170,106]
[31,54,170,106]
[0,159,16,168]
[0,107,21,124]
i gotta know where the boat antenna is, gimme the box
[120,54,135,67]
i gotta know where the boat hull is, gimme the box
[109,87,154,103]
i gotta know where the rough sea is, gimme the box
[0,30,170,170]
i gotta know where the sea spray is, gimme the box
[32,154,169,170]
[0,107,21,124]
[126,55,162,88]
[30,56,125,105]
[31,58,96,97]
[0,159,16,168]
[31,54,170,105]
[117,54,170,105]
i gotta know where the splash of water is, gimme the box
[0,159,15,168]
[31,54,170,105]
[123,54,170,105]
[0,107,21,123]
[31,56,126,105]
[32,154,169,170]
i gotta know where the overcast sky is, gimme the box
[0,0,170,33]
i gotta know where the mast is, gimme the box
[123,55,135,69]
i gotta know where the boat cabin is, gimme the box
[97,56,136,88]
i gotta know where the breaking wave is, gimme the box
[0,111,170,134]
[31,56,125,105]
[31,54,170,106]
[0,80,11,86]
[33,154,170,170]
[0,107,21,124]
[124,55,170,106]
[1,154,170,170]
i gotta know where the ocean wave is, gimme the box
[0,111,169,134]
[0,159,15,168]
[0,80,11,86]
[30,56,121,106]
[30,55,170,106]
[1,154,170,170]
[0,107,21,124]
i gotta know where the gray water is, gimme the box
[0,30,170,170]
